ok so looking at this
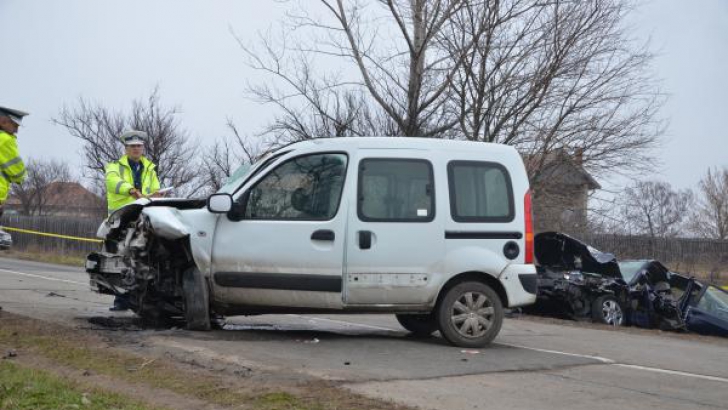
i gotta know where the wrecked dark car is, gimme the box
[533,232,630,326]
[617,260,728,336]
[618,260,683,330]
[668,274,728,337]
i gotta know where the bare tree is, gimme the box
[240,1,665,236]
[11,158,75,216]
[196,121,261,195]
[618,180,693,238]
[53,88,198,196]
[690,167,728,240]
[239,0,484,140]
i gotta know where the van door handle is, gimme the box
[311,230,335,241]
[359,231,372,250]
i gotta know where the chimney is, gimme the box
[574,148,584,166]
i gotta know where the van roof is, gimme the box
[280,137,519,156]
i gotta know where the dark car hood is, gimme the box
[535,232,621,277]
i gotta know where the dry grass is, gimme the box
[0,249,85,267]
[0,311,408,410]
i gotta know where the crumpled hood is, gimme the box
[97,197,206,239]
[535,232,621,277]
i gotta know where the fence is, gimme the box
[1,215,104,257]
[573,233,728,281]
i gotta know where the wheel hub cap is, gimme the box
[450,291,494,338]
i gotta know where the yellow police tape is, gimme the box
[3,226,103,244]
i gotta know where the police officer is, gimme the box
[105,130,162,214]
[0,106,28,219]
[105,130,163,311]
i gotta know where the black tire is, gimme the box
[591,295,625,326]
[395,313,438,336]
[182,267,211,331]
[436,281,503,348]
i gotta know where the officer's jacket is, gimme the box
[0,130,26,203]
[105,155,160,212]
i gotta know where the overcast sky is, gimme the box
[1,0,726,191]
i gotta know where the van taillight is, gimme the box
[524,190,534,264]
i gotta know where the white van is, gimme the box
[87,137,537,347]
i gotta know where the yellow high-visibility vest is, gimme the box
[0,130,26,203]
[105,155,160,213]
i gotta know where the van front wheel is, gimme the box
[182,267,211,331]
[436,281,503,348]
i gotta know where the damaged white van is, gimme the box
[87,137,537,347]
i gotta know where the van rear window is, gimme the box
[448,161,514,222]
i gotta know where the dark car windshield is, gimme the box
[697,286,728,321]
[617,261,647,283]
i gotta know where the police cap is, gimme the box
[0,106,29,126]
[119,130,148,146]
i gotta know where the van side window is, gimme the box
[244,153,347,220]
[448,161,514,222]
[358,158,435,222]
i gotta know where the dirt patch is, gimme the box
[0,310,413,410]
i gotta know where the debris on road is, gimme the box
[46,291,66,298]
[2,349,17,359]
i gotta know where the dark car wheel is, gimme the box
[591,295,625,326]
[183,267,211,331]
[396,313,438,336]
[436,281,503,348]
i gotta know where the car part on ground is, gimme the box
[532,232,630,325]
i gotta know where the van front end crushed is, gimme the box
[86,199,209,322]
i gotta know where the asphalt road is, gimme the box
[1,256,727,410]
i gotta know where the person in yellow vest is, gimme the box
[0,106,28,219]
[105,130,162,214]
[105,130,164,311]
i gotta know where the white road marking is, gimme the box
[0,268,88,286]
[613,364,728,384]
[298,314,728,383]
[495,342,615,363]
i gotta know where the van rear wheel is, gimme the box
[395,313,438,336]
[436,281,503,348]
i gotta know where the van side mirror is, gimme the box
[207,193,233,213]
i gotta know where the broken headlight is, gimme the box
[563,271,583,282]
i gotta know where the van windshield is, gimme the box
[216,149,293,194]
[218,163,254,194]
